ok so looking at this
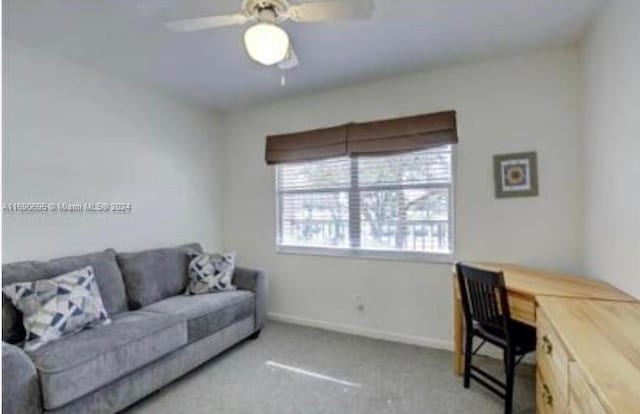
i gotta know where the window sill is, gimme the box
[276,245,454,264]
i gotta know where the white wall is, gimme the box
[582,0,640,299]
[2,41,224,262]
[3,38,591,346]
[222,48,583,346]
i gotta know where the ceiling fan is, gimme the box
[165,0,375,69]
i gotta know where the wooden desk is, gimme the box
[452,262,636,375]
[536,297,640,414]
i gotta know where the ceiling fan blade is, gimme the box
[278,47,300,70]
[166,13,249,32]
[287,0,374,22]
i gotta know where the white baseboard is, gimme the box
[267,311,535,364]
[267,311,453,351]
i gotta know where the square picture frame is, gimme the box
[493,151,539,198]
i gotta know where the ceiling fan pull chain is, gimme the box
[280,72,286,87]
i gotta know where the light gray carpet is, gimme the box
[125,321,535,414]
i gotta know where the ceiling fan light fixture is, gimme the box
[244,22,290,66]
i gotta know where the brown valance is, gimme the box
[347,111,457,155]
[265,125,348,164]
[265,110,457,164]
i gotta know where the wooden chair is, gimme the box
[455,262,536,414]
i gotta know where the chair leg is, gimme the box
[504,349,516,414]
[463,330,473,388]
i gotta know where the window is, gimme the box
[276,146,454,261]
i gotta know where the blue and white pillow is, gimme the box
[185,252,236,295]
[3,266,110,351]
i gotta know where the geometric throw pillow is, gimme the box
[2,266,111,351]
[185,252,236,295]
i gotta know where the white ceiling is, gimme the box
[4,0,604,111]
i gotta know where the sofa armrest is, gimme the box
[2,342,41,414]
[233,267,267,331]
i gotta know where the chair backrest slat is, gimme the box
[456,263,511,337]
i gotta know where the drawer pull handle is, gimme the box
[542,335,553,355]
[542,384,554,406]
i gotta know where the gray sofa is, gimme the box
[1,243,267,414]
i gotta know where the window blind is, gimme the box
[266,125,348,164]
[276,146,454,257]
[265,111,457,164]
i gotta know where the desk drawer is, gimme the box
[568,362,607,414]
[537,307,570,406]
[537,369,565,414]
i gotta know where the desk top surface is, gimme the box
[466,262,637,302]
[537,297,640,414]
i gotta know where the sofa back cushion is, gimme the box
[116,243,202,309]
[2,249,128,344]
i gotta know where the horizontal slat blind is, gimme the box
[358,146,452,187]
[276,146,453,255]
[276,157,351,191]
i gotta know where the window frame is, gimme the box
[275,147,456,263]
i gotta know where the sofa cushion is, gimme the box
[27,310,187,410]
[3,266,110,351]
[116,243,202,309]
[2,249,127,344]
[143,291,254,343]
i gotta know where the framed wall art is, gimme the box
[493,151,539,198]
